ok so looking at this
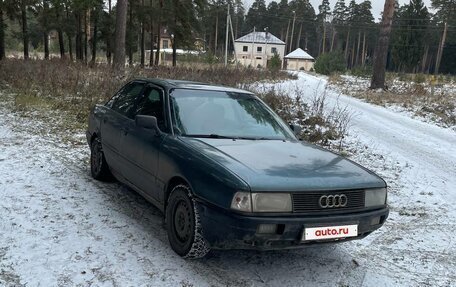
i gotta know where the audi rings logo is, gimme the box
[319,194,348,208]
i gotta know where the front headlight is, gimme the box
[252,193,292,212]
[231,192,293,212]
[365,188,387,207]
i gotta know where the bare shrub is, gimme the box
[255,84,352,150]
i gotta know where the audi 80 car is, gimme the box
[87,79,389,258]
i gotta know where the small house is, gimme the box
[284,48,315,71]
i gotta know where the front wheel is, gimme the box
[90,137,113,181]
[166,185,210,259]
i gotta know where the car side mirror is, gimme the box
[136,115,160,134]
[289,123,302,136]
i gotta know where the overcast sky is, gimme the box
[244,0,434,21]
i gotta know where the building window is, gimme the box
[163,40,169,49]
[257,46,262,53]
[271,47,277,54]
[256,57,262,60]
[243,46,248,52]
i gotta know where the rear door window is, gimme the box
[110,82,145,118]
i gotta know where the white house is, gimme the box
[284,48,315,71]
[234,32,285,68]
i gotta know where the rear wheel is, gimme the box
[90,137,113,181]
[166,185,210,259]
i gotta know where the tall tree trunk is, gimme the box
[84,10,89,63]
[21,0,29,59]
[58,30,65,58]
[330,29,336,52]
[140,0,145,68]
[362,31,366,66]
[128,2,133,66]
[351,41,355,69]
[149,25,154,66]
[113,0,128,69]
[344,27,350,60]
[214,14,218,56]
[172,13,176,66]
[321,22,326,54]
[140,23,145,67]
[106,0,112,64]
[356,31,361,66]
[149,0,154,66]
[155,22,161,65]
[67,34,73,61]
[54,3,65,58]
[76,12,82,61]
[172,36,176,67]
[370,0,395,90]
[0,6,5,60]
[297,23,302,50]
[91,8,98,65]
[43,32,49,59]
[43,0,49,59]
[435,22,447,75]
[64,3,72,60]
[421,45,429,73]
[304,32,308,50]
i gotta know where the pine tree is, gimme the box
[288,0,318,56]
[332,0,347,52]
[318,0,331,53]
[163,0,205,66]
[432,0,456,74]
[333,0,347,24]
[391,0,430,72]
[245,0,267,30]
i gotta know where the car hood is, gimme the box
[179,138,386,192]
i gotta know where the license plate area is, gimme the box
[303,224,358,241]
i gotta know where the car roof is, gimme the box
[135,78,254,95]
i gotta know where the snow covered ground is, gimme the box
[1,72,456,286]
[327,75,456,131]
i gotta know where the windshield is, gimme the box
[170,89,296,140]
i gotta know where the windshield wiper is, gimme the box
[184,134,238,139]
[183,134,285,141]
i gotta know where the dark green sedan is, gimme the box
[86,79,389,259]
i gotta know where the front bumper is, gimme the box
[197,201,389,250]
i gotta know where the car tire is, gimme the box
[166,184,210,259]
[90,137,113,181]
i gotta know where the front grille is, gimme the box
[292,190,365,213]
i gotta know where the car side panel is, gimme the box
[99,108,125,174]
[118,120,164,201]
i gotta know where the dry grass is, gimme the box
[0,59,294,136]
[0,59,351,147]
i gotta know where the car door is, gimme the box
[118,85,168,201]
[100,81,146,174]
